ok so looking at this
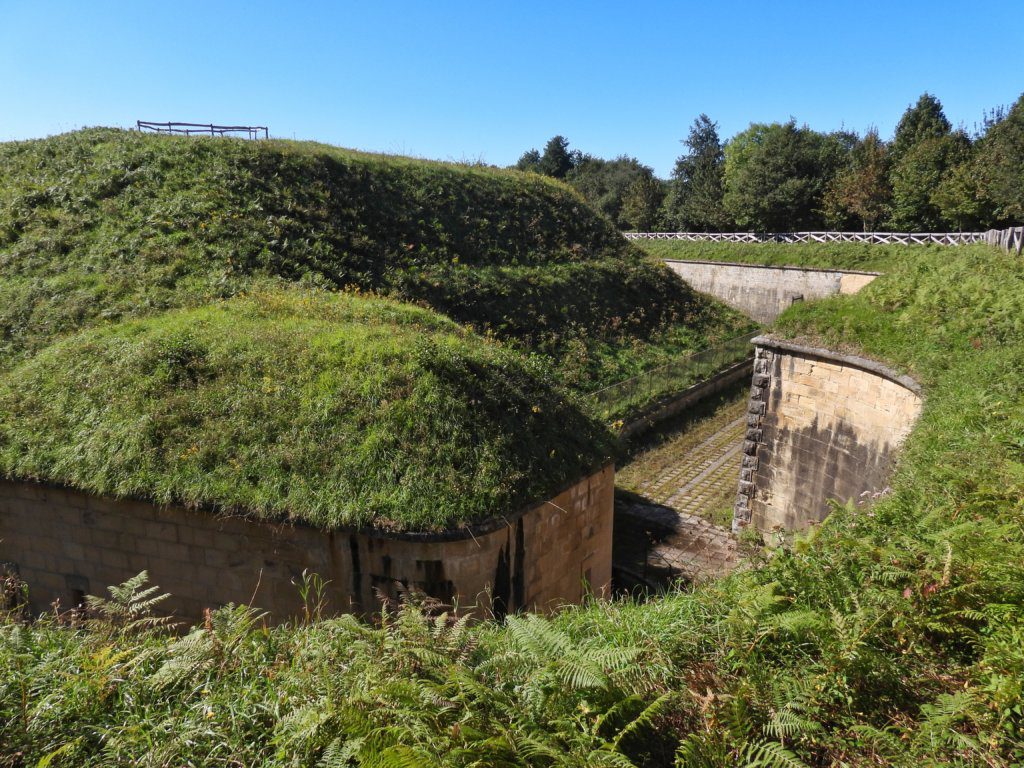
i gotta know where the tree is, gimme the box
[974,92,1024,223]
[567,155,657,229]
[890,92,952,165]
[722,121,847,231]
[889,132,970,230]
[537,135,578,179]
[665,114,731,231]
[932,151,993,230]
[515,148,541,173]
[824,129,892,230]
[620,175,666,232]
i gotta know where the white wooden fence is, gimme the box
[624,228,1024,253]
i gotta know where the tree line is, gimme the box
[514,92,1024,232]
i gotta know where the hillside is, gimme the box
[0,288,612,531]
[0,129,750,391]
[4,242,1022,765]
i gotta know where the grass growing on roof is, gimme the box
[0,287,613,531]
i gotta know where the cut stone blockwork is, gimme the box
[0,464,613,623]
[734,337,922,534]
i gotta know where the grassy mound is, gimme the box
[0,129,749,388]
[0,288,612,531]
[5,243,1023,765]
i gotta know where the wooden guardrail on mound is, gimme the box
[625,228,1024,254]
[137,121,269,140]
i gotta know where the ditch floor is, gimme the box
[614,388,747,590]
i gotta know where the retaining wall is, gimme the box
[0,465,613,622]
[733,337,922,534]
[664,259,878,323]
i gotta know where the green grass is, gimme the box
[635,239,958,273]
[3,243,1024,765]
[0,129,750,391]
[0,287,612,532]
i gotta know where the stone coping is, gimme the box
[751,336,923,396]
[662,258,881,277]
[3,461,614,544]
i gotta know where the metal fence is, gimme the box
[590,332,758,421]
[136,121,269,140]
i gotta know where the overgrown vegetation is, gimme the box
[0,128,747,391]
[0,288,612,531]
[635,239,930,273]
[4,243,1024,765]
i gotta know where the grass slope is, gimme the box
[0,288,612,531]
[0,129,750,390]
[636,239,954,273]
[3,244,1024,765]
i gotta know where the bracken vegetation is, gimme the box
[3,242,1023,765]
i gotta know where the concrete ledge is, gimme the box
[751,336,922,396]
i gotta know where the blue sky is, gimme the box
[3,1,1021,177]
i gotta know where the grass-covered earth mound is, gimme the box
[0,288,611,531]
[636,238,948,273]
[4,243,1022,766]
[0,129,750,390]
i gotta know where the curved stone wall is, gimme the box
[733,337,922,533]
[0,464,613,622]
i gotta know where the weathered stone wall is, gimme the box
[0,464,613,622]
[664,260,878,323]
[733,338,921,533]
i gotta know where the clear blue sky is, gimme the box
[3,0,1021,177]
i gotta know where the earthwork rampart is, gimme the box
[733,337,922,534]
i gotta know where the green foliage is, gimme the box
[0,288,613,531]
[635,239,929,272]
[889,92,953,165]
[723,122,848,231]
[619,175,666,232]
[0,127,743,396]
[664,114,731,232]
[889,132,971,230]
[824,129,892,230]
[970,92,1024,224]
[6,241,1024,766]
[566,156,659,230]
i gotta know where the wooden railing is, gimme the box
[624,231,985,245]
[983,226,1024,254]
[136,121,268,140]
[624,228,1024,253]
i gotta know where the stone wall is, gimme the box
[733,338,921,533]
[0,464,613,622]
[664,260,878,323]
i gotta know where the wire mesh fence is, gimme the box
[589,332,757,421]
